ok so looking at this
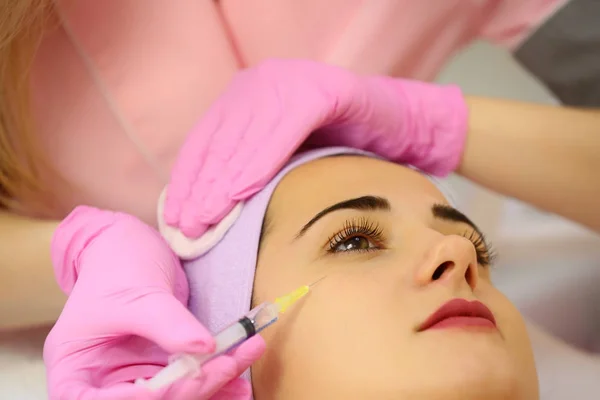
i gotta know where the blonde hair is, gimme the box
[0,0,62,215]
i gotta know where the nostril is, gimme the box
[432,261,454,280]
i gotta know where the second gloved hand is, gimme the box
[164,59,468,239]
[44,206,265,400]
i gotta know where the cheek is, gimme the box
[477,284,537,373]
[477,283,529,340]
[252,280,418,398]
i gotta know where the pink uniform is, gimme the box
[30,0,568,226]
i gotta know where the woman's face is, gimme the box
[251,156,538,400]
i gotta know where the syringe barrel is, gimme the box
[246,302,280,333]
[209,302,280,359]
[211,318,252,356]
[139,302,281,391]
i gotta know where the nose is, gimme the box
[415,235,479,290]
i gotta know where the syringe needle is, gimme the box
[274,277,326,314]
[308,275,327,288]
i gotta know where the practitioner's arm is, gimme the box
[0,211,65,331]
[458,96,600,232]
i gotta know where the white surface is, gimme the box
[0,327,48,400]
[1,40,598,399]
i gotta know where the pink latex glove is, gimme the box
[164,59,468,238]
[44,206,265,400]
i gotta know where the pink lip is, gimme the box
[418,298,497,331]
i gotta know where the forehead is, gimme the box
[267,156,449,221]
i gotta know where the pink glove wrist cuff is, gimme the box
[157,187,244,259]
[415,85,468,176]
[371,79,468,177]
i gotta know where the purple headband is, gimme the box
[169,147,456,391]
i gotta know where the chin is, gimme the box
[441,353,536,400]
[409,340,536,399]
[394,368,527,400]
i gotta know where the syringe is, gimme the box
[137,276,326,391]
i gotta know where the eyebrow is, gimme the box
[295,196,390,238]
[294,196,482,239]
[431,203,482,236]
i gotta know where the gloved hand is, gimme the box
[44,206,265,400]
[164,59,468,239]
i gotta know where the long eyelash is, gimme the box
[463,230,497,266]
[326,217,384,252]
